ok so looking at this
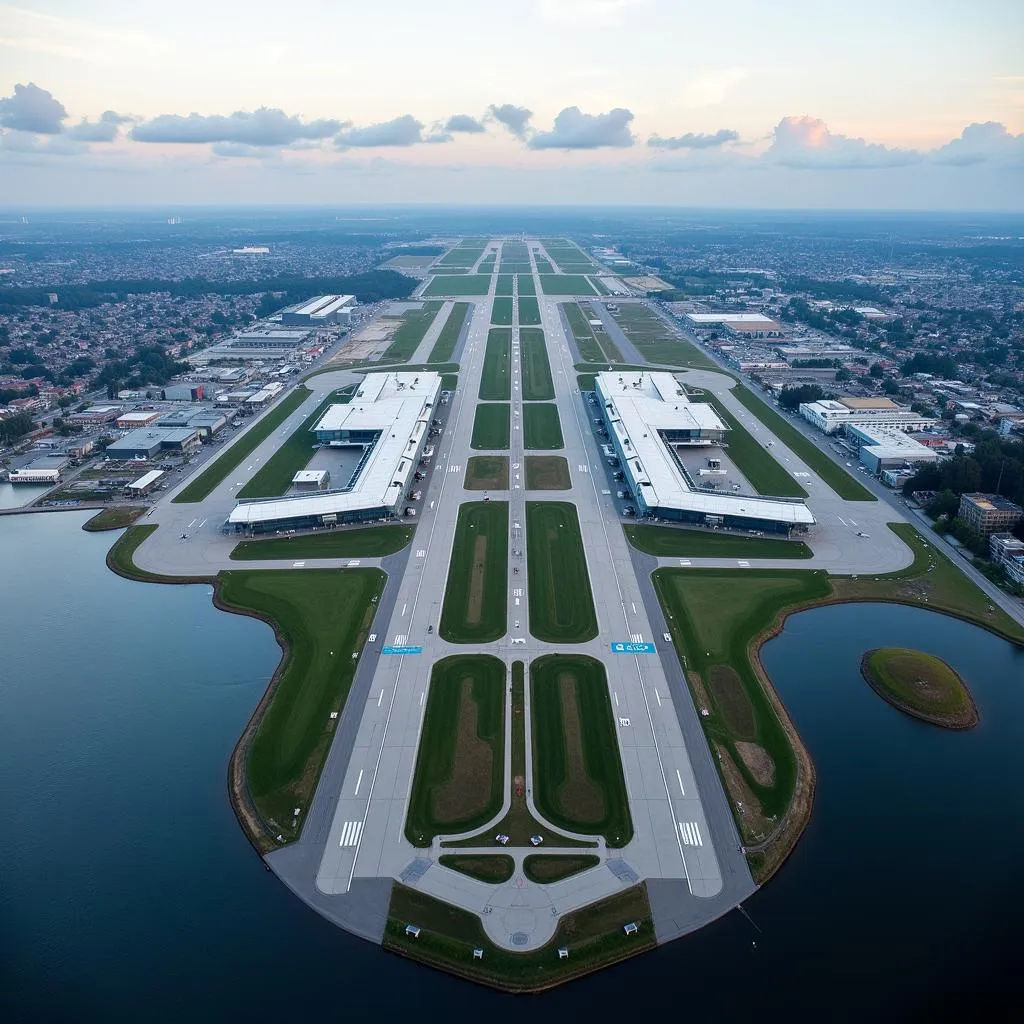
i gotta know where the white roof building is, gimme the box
[800,399,937,435]
[685,313,776,324]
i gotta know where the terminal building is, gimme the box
[799,397,936,434]
[594,372,814,535]
[280,295,355,327]
[226,371,440,534]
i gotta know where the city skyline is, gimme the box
[0,0,1022,208]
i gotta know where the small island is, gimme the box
[860,647,979,730]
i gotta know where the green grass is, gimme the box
[218,568,385,840]
[440,501,509,643]
[471,403,510,450]
[518,296,541,325]
[382,301,443,361]
[530,654,633,845]
[861,647,977,727]
[526,501,597,642]
[523,854,601,883]
[82,506,145,532]
[230,525,414,560]
[441,373,458,393]
[534,256,554,274]
[172,387,311,503]
[438,855,515,883]
[625,524,812,558]
[423,275,492,297]
[495,275,514,296]
[577,373,597,392]
[609,305,716,369]
[465,456,509,490]
[563,303,606,362]
[523,404,563,450]
[540,275,598,296]
[438,246,486,268]
[525,456,571,490]
[405,655,506,844]
[236,385,356,500]
[517,275,537,296]
[580,304,622,360]
[519,328,554,400]
[491,297,513,326]
[479,328,512,401]
[106,524,161,581]
[428,302,471,363]
[731,383,876,501]
[384,882,652,992]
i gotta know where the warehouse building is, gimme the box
[281,295,355,327]
[799,397,936,434]
[105,427,202,460]
[116,410,162,429]
[594,372,815,535]
[226,371,440,534]
[847,424,940,475]
[685,312,786,338]
[156,410,228,438]
[70,405,122,425]
[190,328,313,364]
[162,383,204,402]
[124,469,166,497]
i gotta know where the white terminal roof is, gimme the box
[228,371,440,527]
[292,295,355,317]
[292,469,328,483]
[686,312,775,324]
[596,372,815,526]
[127,469,165,490]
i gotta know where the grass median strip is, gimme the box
[465,456,509,490]
[564,303,605,362]
[406,655,506,845]
[423,275,492,297]
[382,301,443,361]
[519,328,554,400]
[495,275,514,296]
[471,403,510,450]
[526,501,597,642]
[523,403,563,450]
[517,275,537,297]
[625,523,812,558]
[525,456,571,490]
[428,302,470,363]
[491,297,513,325]
[530,654,633,846]
[518,296,541,325]
[609,304,716,369]
[540,275,597,296]
[438,855,514,883]
[523,854,601,884]
[479,328,511,401]
[230,525,414,560]
[172,387,311,503]
[440,501,508,643]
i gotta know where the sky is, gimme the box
[0,0,1022,209]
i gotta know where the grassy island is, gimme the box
[860,647,978,729]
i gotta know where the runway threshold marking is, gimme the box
[339,820,363,847]
[679,821,703,847]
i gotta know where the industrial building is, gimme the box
[281,295,356,327]
[847,424,940,475]
[685,312,786,338]
[226,371,440,534]
[958,493,1023,536]
[124,469,166,497]
[190,328,313,364]
[162,383,204,402]
[69,405,122,425]
[105,427,202,460]
[594,372,815,535]
[8,466,60,484]
[799,398,936,434]
[156,409,228,438]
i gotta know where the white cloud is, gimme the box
[930,121,1024,167]
[648,129,739,150]
[0,82,67,133]
[766,116,921,169]
[528,106,634,149]
[131,108,342,146]
[335,115,428,148]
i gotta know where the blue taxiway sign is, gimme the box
[381,645,424,655]
[610,641,656,654]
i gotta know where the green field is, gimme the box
[423,275,492,297]
[218,568,385,841]
[539,275,598,296]
[625,524,812,558]
[697,392,807,499]
[580,304,622,360]
[534,255,554,274]
[519,328,554,400]
[428,302,471,363]
[382,301,444,361]
[523,855,601,883]
[230,525,414,560]
[526,501,597,642]
[523,403,563,449]
[525,456,571,490]
[471,403,510,450]
[518,296,541,325]
[236,384,356,500]
[479,328,512,401]
[491,297,513,325]
[465,456,509,490]
[731,384,877,501]
[517,275,537,296]
[384,882,652,992]
[563,302,606,362]
[500,262,533,274]
[609,305,716,369]
[406,655,506,844]
[530,654,632,845]
[440,501,509,643]
[438,855,514,883]
[438,246,486,268]
[495,275,514,297]
[861,647,977,728]
[83,506,145,532]
[172,387,311,503]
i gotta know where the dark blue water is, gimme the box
[2,515,1022,1022]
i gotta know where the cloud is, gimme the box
[678,68,748,108]
[0,82,67,134]
[67,110,131,143]
[0,131,85,157]
[528,106,635,150]
[930,121,1024,167]
[538,0,643,26]
[767,116,920,169]
[648,129,739,150]
[488,103,534,140]
[424,132,453,144]
[335,114,425,148]
[131,107,341,146]
[444,114,485,134]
